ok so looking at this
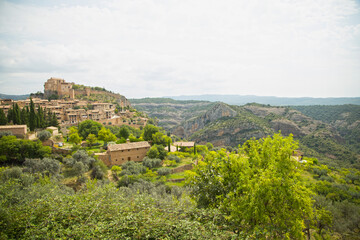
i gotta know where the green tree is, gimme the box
[118,126,130,139]
[12,103,21,124]
[143,124,159,141]
[69,132,82,145]
[50,112,58,127]
[97,127,117,144]
[0,109,7,125]
[29,98,36,131]
[0,136,51,164]
[20,107,29,126]
[188,133,314,238]
[147,146,159,159]
[37,130,51,142]
[155,144,168,160]
[37,106,45,128]
[86,134,97,146]
[78,120,103,139]
[7,107,13,124]
[152,132,172,146]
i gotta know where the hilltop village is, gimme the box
[0,77,146,128]
[0,78,194,167]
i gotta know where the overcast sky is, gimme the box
[0,0,359,98]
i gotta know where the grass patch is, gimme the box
[167,172,185,179]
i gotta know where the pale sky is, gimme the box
[0,0,359,98]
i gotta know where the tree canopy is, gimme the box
[78,120,103,139]
[187,133,314,238]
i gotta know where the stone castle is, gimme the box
[44,77,130,108]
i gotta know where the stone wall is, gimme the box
[96,152,111,166]
[171,164,193,174]
[0,125,27,137]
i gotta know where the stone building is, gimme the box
[44,77,73,98]
[0,125,27,137]
[174,142,195,148]
[96,141,151,166]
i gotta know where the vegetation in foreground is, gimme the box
[0,131,359,239]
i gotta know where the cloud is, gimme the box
[0,0,359,97]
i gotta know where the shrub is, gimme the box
[121,161,146,175]
[64,150,96,170]
[0,131,13,138]
[163,160,176,167]
[157,167,171,176]
[90,165,105,180]
[24,158,60,176]
[168,155,181,163]
[0,167,22,181]
[147,146,159,159]
[142,157,162,169]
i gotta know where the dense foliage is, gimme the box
[187,134,314,238]
[0,136,51,164]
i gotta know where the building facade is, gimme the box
[96,141,151,166]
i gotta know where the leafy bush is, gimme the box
[147,146,159,159]
[142,157,162,169]
[0,131,13,138]
[24,158,60,176]
[120,161,146,176]
[163,160,176,167]
[168,154,181,163]
[90,165,105,180]
[0,136,51,164]
[78,120,103,139]
[64,150,96,170]
[0,167,23,181]
[157,167,171,176]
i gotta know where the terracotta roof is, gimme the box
[174,142,195,147]
[0,125,27,129]
[108,141,150,152]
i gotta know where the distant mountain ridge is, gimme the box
[0,93,29,100]
[132,97,360,169]
[166,94,360,106]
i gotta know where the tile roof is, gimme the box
[174,142,195,147]
[0,125,27,129]
[108,141,151,151]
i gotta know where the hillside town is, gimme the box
[0,77,147,128]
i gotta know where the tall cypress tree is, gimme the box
[50,112,59,127]
[0,109,7,125]
[20,106,29,126]
[29,98,36,131]
[37,106,45,128]
[13,103,21,124]
[7,105,14,124]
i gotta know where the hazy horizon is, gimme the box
[1,0,360,98]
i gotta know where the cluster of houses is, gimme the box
[0,78,147,127]
[0,77,196,167]
[0,97,147,127]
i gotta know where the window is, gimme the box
[137,156,139,158]
[128,157,131,161]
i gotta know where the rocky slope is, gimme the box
[130,98,216,130]
[132,98,359,168]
